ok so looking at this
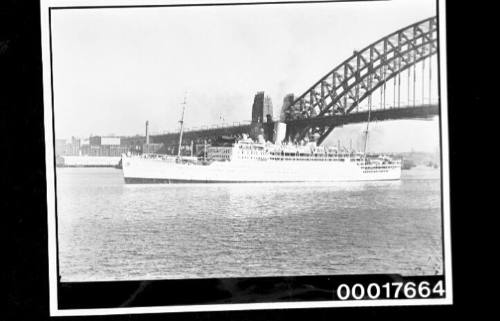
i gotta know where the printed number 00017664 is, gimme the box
[335,280,445,300]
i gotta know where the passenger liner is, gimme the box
[121,135,401,183]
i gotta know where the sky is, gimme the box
[50,0,440,152]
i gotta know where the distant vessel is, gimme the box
[121,94,401,183]
[57,155,121,168]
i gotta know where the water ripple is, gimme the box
[57,167,443,281]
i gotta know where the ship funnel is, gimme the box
[312,132,320,144]
[273,122,287,144]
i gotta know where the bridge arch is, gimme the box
[284,16,438,144]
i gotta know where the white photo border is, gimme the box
[41,0,453,316]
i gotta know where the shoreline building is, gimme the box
[55,137,82,156]
[81,136,129,157]
[56,135,129,157]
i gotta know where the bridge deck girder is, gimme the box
[147,104,438,148]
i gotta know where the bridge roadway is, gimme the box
[149,123,254,147]
[146,103,439,147]
[286,104,438,128]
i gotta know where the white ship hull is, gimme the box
[121,155,401,183]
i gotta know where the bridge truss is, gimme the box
[284,16,439,145]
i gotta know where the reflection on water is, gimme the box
[56,167,442,281]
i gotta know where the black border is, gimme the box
[44,0,450,313]
[9,0,482,319]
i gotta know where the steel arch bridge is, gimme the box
[284,16,439,145]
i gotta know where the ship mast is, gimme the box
[177,94,187,159]
[363,96,372,156]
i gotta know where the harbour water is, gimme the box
[56,167,443,281]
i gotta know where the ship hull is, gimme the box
[121,155,401,184]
